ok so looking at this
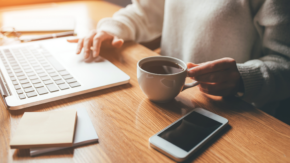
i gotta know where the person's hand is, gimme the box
[187,58,244,96]
[67,31,124,59]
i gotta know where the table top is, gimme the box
[1,1,290,163]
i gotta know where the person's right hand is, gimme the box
[67,31,124,59]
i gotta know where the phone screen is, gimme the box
[158,111,222,152]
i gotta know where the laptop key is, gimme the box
[48,72,58,77]
[12,65,20,69]
[44,80,53,85]
[52,76,61,81]
[46,84,59,92]
[58,84,69,90]
[36,87,48,95]
[26,91,37,98]
[22,83,32,88]
[62,75,72,80]
[33,65,41,69]
[31,79,41,84]
[19,94,26,99]
[24,87,34,93]
[46,69,55,73]
[14,69,22,73]
[14,84,21,90]
[41,76,50,81]
[16,73,25,77]
[45,56,65,71]
[39,61,47,65]
[69,82,81,88]
[10,77,16,81]
[43,64,51,68]
[27,72,35,76]
[59,71,69,76]
[34,83,43,88]
[36,70,44,74]
[21,63,29,67]
[38,72,47,77]
[20,79,29,84]
[55,80,64,85]
[66,78,76,84]
[12,81,18,85]
[24,69,33,73]
[17,89,23,94]
[29,75,38,80]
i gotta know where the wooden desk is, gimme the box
[1,1,290,163]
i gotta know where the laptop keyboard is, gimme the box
[0,45,81,100]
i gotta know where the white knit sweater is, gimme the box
[97,0,290,113]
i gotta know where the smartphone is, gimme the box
[149,108,228,162]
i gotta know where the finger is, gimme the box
[188,58,236,77]
[187,63,199,77]
[92,36,102,58]
[84,51,95,63]
[111,36,124,48]
[92,32,113,57]
[187,63,199,69]
[194,69,240,83]
[198,82,236,96]
[83,31,96,59]
[67,38,79,43]
[76,38,84,54]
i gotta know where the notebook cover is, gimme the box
[30,108,98,156]
[10,109,77,149]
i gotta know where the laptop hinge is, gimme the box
[0,68,10,109]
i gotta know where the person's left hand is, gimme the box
[187,58,244,96]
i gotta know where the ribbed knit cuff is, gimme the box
[236,63,265,102]
[97,18,133,41]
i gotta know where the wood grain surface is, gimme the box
[1,1,290,163]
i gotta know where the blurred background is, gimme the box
[0,0,131,7]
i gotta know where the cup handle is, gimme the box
[182,81,199,91]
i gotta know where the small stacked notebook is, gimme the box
[10,109,77,149]
[10,108,98,156]
[30,108,99,156]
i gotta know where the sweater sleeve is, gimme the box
[96,0,165,43]
[236,0,290,108]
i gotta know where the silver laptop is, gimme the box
[0,38,130,110]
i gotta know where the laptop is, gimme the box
[0,38,130,110]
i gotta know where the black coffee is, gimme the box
[141,60,184,74]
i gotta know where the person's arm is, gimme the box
[97,0,165,43]
[68,0,165,59]
[187,0,290,110]
[237,0,290,108]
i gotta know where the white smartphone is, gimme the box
[149,108,228,162]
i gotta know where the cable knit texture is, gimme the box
[97,0,290,113]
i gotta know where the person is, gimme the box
[68,0,290,115]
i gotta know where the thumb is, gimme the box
[67,38,79,43]
[111,36,124,48]
[187,63,199,69]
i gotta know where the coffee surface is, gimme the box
[141,60,184,74]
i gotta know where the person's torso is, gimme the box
[160,0,261,64]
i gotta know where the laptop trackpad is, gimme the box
[42,39,129,87]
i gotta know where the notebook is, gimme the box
[30,108,99,156]
[10,109,77,149]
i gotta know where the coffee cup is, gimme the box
[137,56,198,103]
